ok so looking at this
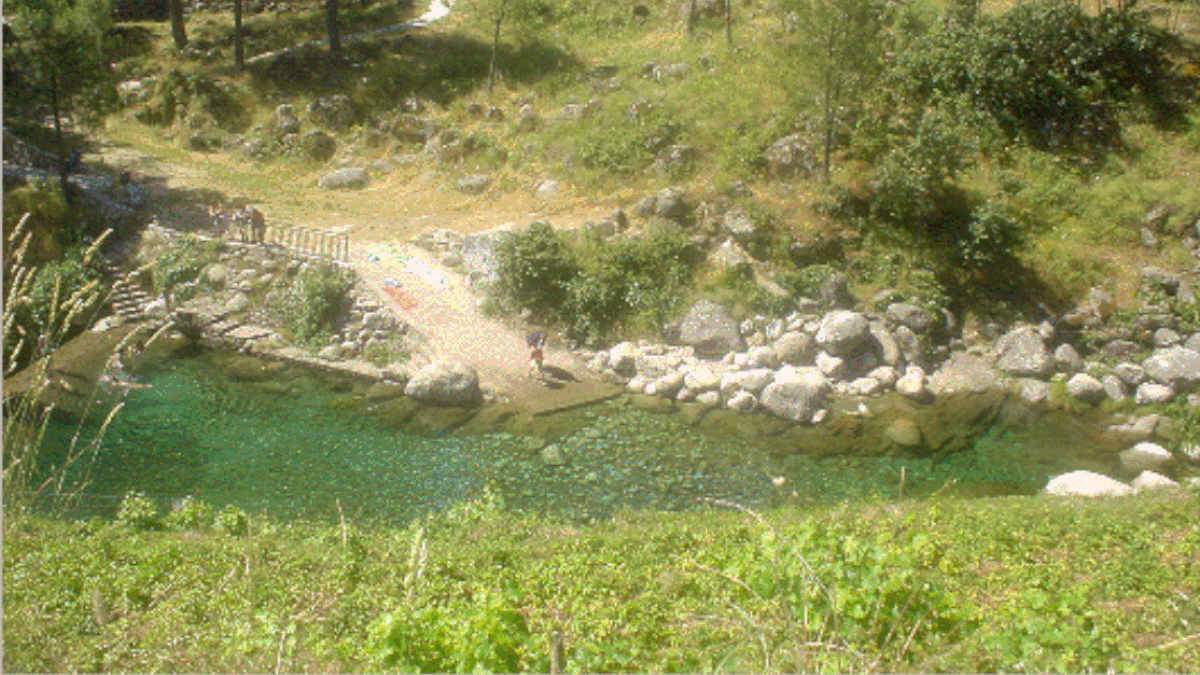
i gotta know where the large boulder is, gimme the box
[760,366,829,422]
[927,352,1001,396]
[1118,442,1174,473]
[1044,471,1133,497]
[773,331,815,366]
[994,326,1053,377]
[1142,346,1200,391]
[319,167,368,190]
[814,310,870,356]
[678,299,744,358]
[307,94,357,130]
[403,360,482,406]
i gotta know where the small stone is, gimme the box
[1102,375,1127,401]
[1153,327,1182,347]
[1135,382,1175,405]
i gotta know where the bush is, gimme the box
[372,591,530,672]
[166,496,214,531]
[215,504,248,537]
[137,68,249,132]
[116,491,162,531]
[266,262,357,344]
[152,235,224,296]
[565,228,697,341]
[491,222,579,320]
[885,0,1178,152]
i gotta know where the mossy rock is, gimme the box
[362,382,406,402]
[629,394,675,414]
[458,404,520,434]
[370,396,422,429]
[407,405,477,435]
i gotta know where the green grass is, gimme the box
[5,490,1198,672]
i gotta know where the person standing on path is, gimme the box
[527,331,546,377]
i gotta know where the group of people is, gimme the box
[208,203,267,244]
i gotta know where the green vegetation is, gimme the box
[5,491,1198,672]
[265,261,357,344]
[490,223,700,342]
[150,234,225,297]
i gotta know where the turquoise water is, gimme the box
[31,352,1085,525]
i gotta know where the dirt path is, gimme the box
[350,239,616,409]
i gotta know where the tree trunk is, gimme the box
[488,8,503,93]
[724,0,732,47]
[233,0,244,70]
[49,69,62,146]
[687,0,697,34]
[326,0,342,58]
[169,0,188,49]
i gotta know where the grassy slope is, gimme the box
[4,492,1198,672]
[97,0,1200,318]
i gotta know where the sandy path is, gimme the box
[349,240,595,405]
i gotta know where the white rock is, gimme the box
[1119,441,1174,473]
[868,366,898,388]
[696,391,721,407]
[683,365,720,391]
[719,368,775,396]
[1135,382,1175,405]
[747,345,779,369]
[1018,378,1050,405]
[626,374,648,394]
[1045,471,1133,497]
[1132,470,1179,491]
[726,390,758,411]
[847,377,881,396]
[895,365,928,400]
[609,341,639,376]
[816,351,846,379]
[1066,373,1106,403]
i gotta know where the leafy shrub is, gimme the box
[372,591,530,672]
[954,202,1024,269]
[166,495,214,531]
[151,235,224,296]
[116,491,162,531]
[215,504,248,537]
[490,222,579,320]
[137,68,249,132]
[886,0,1178,152]
[565,228,697,341]
[266,262,357,344]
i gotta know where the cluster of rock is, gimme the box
[1045,433,1197,496]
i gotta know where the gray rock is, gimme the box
[884,418,922,448]
[886,302,935,333]
[762,133,817,178]
[722,208,757,244]
[1140,227,1159,248]
[1119,442,1174,473]
[760,366,830,422]
[1044,471,1133,497]
[1018,378,1051,405]
[726,390,758,411]
[626,374,648,394]
[653,187,688,220]
[1102,375,1127,401]
[719,368,775,396]
[648,372,685,398]
[223,292,250,314]
[678,299,744,358]
[654,144,697,176]
[319,167,368,190]
[205,263,231,286]
[1102,339,1141,360]
[818,272,854,309]
[995,326,1053,377]
[893,325,924,366]
[815,310,870,356]
[608,341,639,376]
[847,376,881,396]
[895,365,928,400]
[540,443,566,466]
[1185,333,1200,352]
[696,390,721,407]
[774,331,815,366]
[318,344,343,360]
[1053,343,1083,372]
[1132,470,1179,491]
[456,174,491,195]
[1114,362,1146,386]
[747,345,779,369]
[928,352,1001,396]
[868,366,898,388]
[869,321,902,366]
[275,104,300,134]
[1140,266,1180,293]
[403,360,482,406]
[1153,327,1182,347]
[1066,373,1106,404]
[815,351,846,379]
[1143,346,1200,391]
[1135,382,1175,405]
[307,94,356,130]
[683,365,721,392]
[708,239,753,269]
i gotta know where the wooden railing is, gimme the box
[217,221,350,262]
